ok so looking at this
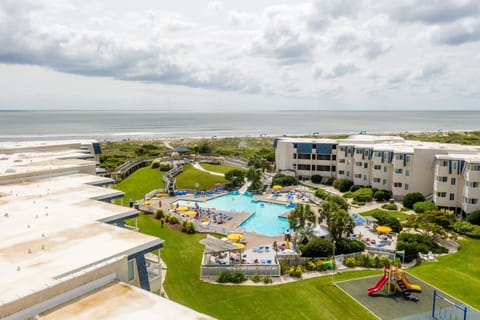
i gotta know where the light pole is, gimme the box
[331,240,336,285]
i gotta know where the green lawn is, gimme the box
[135,213,378,320]
[408,238,480,309]
[113,166,165,203]
[359,208,410,221]
[175,164,226,190]
[199,163,243,174]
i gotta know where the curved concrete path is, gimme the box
[192,162,225,177]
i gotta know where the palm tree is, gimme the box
[327,209,355,242]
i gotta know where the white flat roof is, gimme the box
[40,281,214,320]
[276,137,338,144]
[0,173,163,306]
[436,153,480,162]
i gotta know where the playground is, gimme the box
[336,271,480,320]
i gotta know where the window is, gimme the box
[436,176,448,182]
[355,173,362,179]
[332,155,336,161]
[346,171,350,177]
[339,170,345,175]
[298,154,311,160]
[469,164,480,171]
[450,193,455,201]
[128,260,135,281]
[373,178,381,183]
[297,164,310,170]
[316,165,332,171]
[339,159,345,163]
[405,155,412,164]
[394,182,402,187]
[363,175,367,181]
[384,166,388,172]
[316,154,331,160]
[405,170,410,176]
[311,154,316,160]
[405,184,409,190]
[332,145,337,149]
[374,165,381,170]
[292,164,297,168]
[395,154,404,160]
[374,151,382,157]
[383,179,387,185]
[465,198,478,204]
[346,159,351,165]
[293,143,297,148]
[439,160,448,167]
[466,181,480,188]
[437,192,446,198]
[293,154,297,159]
[339,146,345,151]
[451,177,456,185]
[364,163,368,169]
[355,161,362,167]
[356,149,363,154]
[312,144,316,149]
[451,161,457,170]
[394,168,403,174]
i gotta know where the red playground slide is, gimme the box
[367,276,388,295]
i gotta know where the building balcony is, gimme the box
[465,171,480,181]
[435,166,450,176]
[463,187,480,199]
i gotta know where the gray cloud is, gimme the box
[389,0,480,24]
[0,1,261,94]
[432,20,480,45]
[315,62,359,79]
[331,32,391,60]
[308,0,362,30]
[414,64,446,81]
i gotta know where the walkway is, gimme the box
[192,162,225,177]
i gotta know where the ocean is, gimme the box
[0,109,478,141]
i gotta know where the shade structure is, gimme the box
[176,206,189,211]
[272,185,283,189]
[184,210,197,216]
[143,200,153,205]
[227,233,243,241]
[376,225,392,233]
[233,243,245,249]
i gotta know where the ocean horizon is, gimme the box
[0,109,478,142]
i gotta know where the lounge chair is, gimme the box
[252,246,264,253]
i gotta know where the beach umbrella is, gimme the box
[184,210,197,216]
[143,200,153,205]
[227,233,243,241]
[176,206,189,211]
[376,226,392,233]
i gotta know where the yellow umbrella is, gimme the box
[233,243,245,249]
[272,185,283,189]
[227,233,243,241]
[184,210,197,216]
[144,200,153,205]
[176,206,188,211]
[376,225,392,233]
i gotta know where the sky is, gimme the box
[0,0,479,111]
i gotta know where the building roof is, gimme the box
[173,146,189,153]
[203,234,239,254]
[39,281,214,320]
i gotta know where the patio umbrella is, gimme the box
[272,185,283,189]
[143,200,153,205]
[227,233,243,241]
[233,243,245,249]
[176,206,189,211]
[376,226,392,233]
[184,210,197,216]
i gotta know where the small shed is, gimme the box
[173,146,189,154]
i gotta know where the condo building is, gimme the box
[275,135,480,215]
[0,140,212,319]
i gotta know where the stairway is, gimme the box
[397,279,419,302]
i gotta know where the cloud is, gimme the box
[389,0,480,24]
[432,19,480,45]
[413,64,446,81]
[314,62,359,79]
[308,0,362,30]
[0,1,261,94]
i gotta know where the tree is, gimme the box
[352,188,373,202]
[467,210,480,226]
[246,166,261,182]
[299,238,333,258]
[374,190,392,201]
[288,204,315,230]
[327,209,355,242]
[248,154,270,172]
[311,175,322,184]
[272,173,298,186]
[402,192,425,209]
[333,178,353,192]
[224,169,245,187]
[413,201,437,213]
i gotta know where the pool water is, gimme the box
[175,192,291,236]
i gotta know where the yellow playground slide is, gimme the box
[397,269,422,292]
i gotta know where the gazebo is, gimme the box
[173,146,190,154]
[202,235,242,266]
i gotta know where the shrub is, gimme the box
[288,265,303,278]
[159,163,172,171]
[315,188,329,200]
[323,177,335,186]
[168,215,179,224]
[217,271,247,284]
[352,188,373,202]
[333,178,354,192]
[299,238,334,257]
[181,221,196,234]
[349,185,361,192]
[343,191,353,199]
[151,159,161,169]
[356,253,373,268]
[311,175,322,184]
[335,239,366,254]
[402,192,425,209]
[371,209,403,233]
[155,209,164,219]
[343,256,356,268]
[251,274,261,283]
[217,271,232,283]
[262,276,273,284]
[467,210,480,226]
[453,221,480,238]
[396,233,448,262]
[374,190,392,201]
[382,203,398,211]
[413,201,438,213]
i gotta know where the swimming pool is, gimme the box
[175,192,291,236]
